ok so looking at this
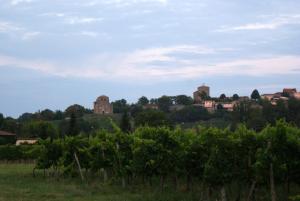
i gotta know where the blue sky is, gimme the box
[0,0,300,117]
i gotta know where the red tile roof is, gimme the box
[0,130,16,136]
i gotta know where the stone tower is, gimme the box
[193,84,210,103]
[94,95,113,114]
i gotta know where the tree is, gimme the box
[233,94,239,101]
[65,104,90,118]
[129,104,143,118]
[1,117,18,133]
[21,121,57,139]
[217,104,224,110]
[137,96,149,106]
[53,110,64,120]
[175,95,193,105]
[18,113,34,122]
[247,107,266,131]
[120,111,131,133]
[251,89,261,100]
[0,113,4,129]
[68,113,79,136]
[135,109,169,127]
[219,94,226,100]
[40,109,55,121]
[287,98,300,126]
[157,96,173,112]
[112,99,129,113]
[150,98,158,105]
[170,106,210,123]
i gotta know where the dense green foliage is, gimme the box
[30,120,300,200]
[1,93,300,141]
[0,135,16,145]
[0,145,40,161]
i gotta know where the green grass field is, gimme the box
[1,164,299,201]
[0,164,198,201]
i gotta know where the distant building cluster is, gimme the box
[261,88,300,105]
[191,84,252,112]
[93,86,300,114]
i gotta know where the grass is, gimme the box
[1,163,299,201]
[0,163,198,201]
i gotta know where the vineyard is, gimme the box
[1,120,300,201]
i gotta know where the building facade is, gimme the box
[94,95,113,114]
[193,85,210,103]
[283,88,297,96]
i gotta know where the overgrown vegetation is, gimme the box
[6,120,295,201]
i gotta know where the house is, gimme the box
[221,102,236,111]
[0,130,16,145]
[16,139,38,146]
[283,88,297,96]
[204,100,216,112]
[293,92,300,100]
[261,94,275,101]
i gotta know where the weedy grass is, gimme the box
[0,163,199,201]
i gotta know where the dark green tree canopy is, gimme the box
[174,95,193,105]
[65,104,91,117]
[157,96,173,112]
[120,111,131,133]
[137,96,149,106]
[135,109,169,127]
[232,94,239,101]
[251,89,261,100]
[219,94,226,100]
[112,99,129,113]
[170,106,210,123]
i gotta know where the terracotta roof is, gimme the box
[283,88,297,93]
[0,130,16,136]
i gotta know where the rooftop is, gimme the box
[0,130,16,136]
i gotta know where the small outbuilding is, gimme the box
[0,130,16,145]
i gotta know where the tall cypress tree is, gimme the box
[68,112,79,136]
[120,111,131,133]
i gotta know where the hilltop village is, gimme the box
[93,84,300,114]
[1,84,300,145]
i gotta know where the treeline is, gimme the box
[29,120,300,201]
[1,93,300,140]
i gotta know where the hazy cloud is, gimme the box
[64,17,103,25]
[0,21,22,33]
[10,0,33,6]
[0,45,299,81]
[22,31,40,40]
[217,14,300,32]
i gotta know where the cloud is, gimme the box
[82,0,168,7]
[0,21,40,41]
[78,31,99,37]
[217,14,300,32]
[39,13,103,25]
[0,21,22,33]
[10,0,33,6]
[39,12,66,17]
[22,31,40,40]
[64,17,103,25]
[0,45,299,81]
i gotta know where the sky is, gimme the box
[0,0,300,117]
